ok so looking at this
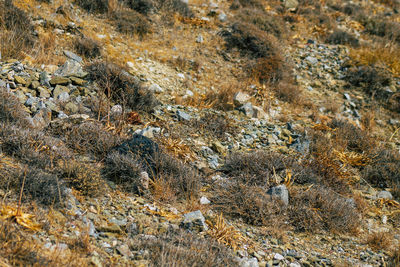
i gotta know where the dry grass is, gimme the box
[0,1,36,60]
[390,246,400,267]
[112,10,152,37]
[326,29,359,47]
[0,87,29,125]
[74,36,101,59]
[129,229,238,266]
[366,232,393,251]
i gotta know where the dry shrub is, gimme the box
[222,151,299,187]
[0,87,29,125]
[212,184,287,226]
[129,229,238,266]
[86,62,158,112]
[0,123,70,169]
[288,186,361,233]
[53,121,121,160]
[328,119,373,153]
[0,1,36,59]
[61,161,104,196]
[155,0,193,17]
[236,8,286,38]
[326,30,359,47]
[74,36,101,59]
[362,149,400,188]
[389,93,400,112]
[189,113,238,140]
[234,0,264,9]
[202,84,238,111]
[248,56,287,85]
[124,0,155,15]
[366,232,393,251]
[103,150,143,192]
[363,18,400,43]
[112,10,152,37]
[222,22,280,59]
[390,246,400,267]
[273,82,303,103]
[75,0,109,13]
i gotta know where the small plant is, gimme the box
[75,0,109,13]
[326,30,359,47]
[112,10,152,37]
[74,36,101,59]
[366,232,393,251]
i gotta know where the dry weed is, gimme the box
[366,232,393,251]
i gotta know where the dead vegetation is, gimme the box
[366,231,393,251]
[74,36,101,59]
[326,29,359,47]
[112,10,152,37]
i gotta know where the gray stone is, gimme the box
[285,0,298,9]
[377,191,393,200]
[239,103,254,118]
[305,56,318,65]
[181,210,208,231]
[344,93,351,101]
[267,185,289,205]
[196,34,204,43]
[218,12,227,22]
[63,50,82,63]
[0,80,6,88]
[50,77,70,86]
[111,105,123,116]
[53,85,70,98]
[233,92,251,107]
[54,60,86,77]
[239,257,258,267]
[65,102,79,113]
[39,71,51,87]
[252,105,268,119]
[57,92,70,102]
[200,196,210,205]
[134,127,161,138]
[37,86,51,98]
[148,84,163,93]
[176,110,191,121]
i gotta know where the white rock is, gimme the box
[200,196,211,205]
[148,83,163,93]
[274,253,285,261]
[126,61,134,68]
[233,92,251,107]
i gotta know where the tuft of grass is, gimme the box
[112,10,152,37]
[74,36,101,59]
[0,1,36,60]
[273,82,303,104]
[129,229,238,266]
[86,62,158,112]
[0,87,29,125]
[247,55,287,85]
[75,0,109,13]
[326,29,359,47]
[366,232,393,251]
[124,0,155,15]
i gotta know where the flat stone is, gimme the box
[181,210,208,231]
[238,102,254,118]
[14,75,27,85]
[54,60,86,78]
[63,50,82,63]
[233,92,251,107]
[148,83,163,93]
[267,185,289,205]
[377,191,393,200]
[50,77,70,86]
[65,102,79,113]
[70,76,86,86]
[176,110,191,121]
[30,80,40,89]
[37,86,51,98]
[53,85,70,98]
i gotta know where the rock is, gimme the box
[14,75,27,85]
[63,50,82,63]
[233,92,251,107]
[305,56,318,65]
[134,126,161,139]
[274,253,285,261]
[58,111,69,119]
[126,61,134,68]
[238,103,254,118]
[176,110,191,121]
[111,105,123,116]
[148,83,163,93]
[285,0,299,10]
[39,71,51,87]
[53,85,69,98]
[267,185,289,205]
[181,210,208,231]
[0,80,6,88]
[30,80,40,89]
[64,102,79,113]
[70,76,86,86]
[377,191,393,200]
[239,257,258,267]
[218,12,227,22]
[50,77,70,86]
[57,92,70,102]
[196,34,204,43]
[177,73,185,79]
[200,196,211,205]
[97,223,122,233]
[117,244,133,258]
[140,172,150,190]
[54,60,86,78]
[252,106,268,119]
[344,93,351,101]
[211,141,226,154]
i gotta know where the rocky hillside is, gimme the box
[0,0,400,266]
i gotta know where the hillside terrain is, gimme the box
[1,0,400,266]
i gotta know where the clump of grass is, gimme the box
[363,18,400,43]
[189,113,238,141]
[202,83,238,111]
[222,22,280,59]
[273,82,303,104]
[61,161,104,196]
[247,55,287,85]
[129,229,238,266]
[361,149,400,188]
[326,29,359,47]
[366,232,393,251]
[75,0,108,13]
[156,0,193,17]
[112,10,152,37]
[0,1,36,59]
[74,36,101,59]
[236,8,286,38]
[86,62,158,112]
[390,246,400,266]
[124,0,155,15]
[0,87,29,125]
[288,186,361,233]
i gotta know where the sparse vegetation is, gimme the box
[326,30,359,47]
[74,36,101,59]
[366,232,393,251]
[112,10,152,37]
